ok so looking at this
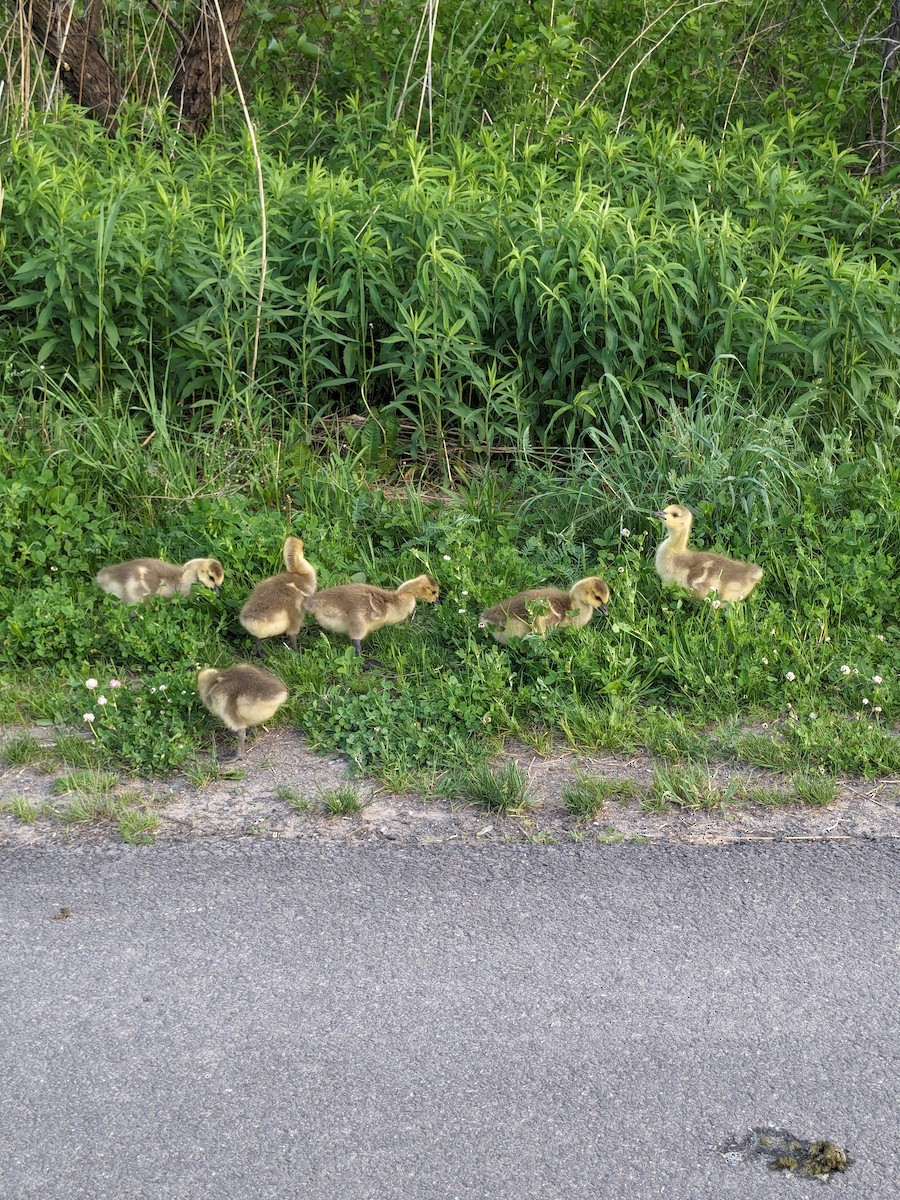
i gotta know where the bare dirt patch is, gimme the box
[1,724,898,850]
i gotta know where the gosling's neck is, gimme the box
[657,522,692,565]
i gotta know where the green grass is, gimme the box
[183,760,246,788]
[117,809,159,845]
[275,785,313,812]
[1,796,40,822]
[321,785,365,816]
[790,774,840,807]
[649,763,731,811]
[563,775,637,820]
[51,769,120,797]
[451,761,532,815]
[56,794,123,824]
[1,735,47,768]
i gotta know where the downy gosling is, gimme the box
[196,663,289,761]
[239,536,317,655]
[95,556,224,605]
[479,576,611,644]
[654,504,763,601]
[303,574,440,658]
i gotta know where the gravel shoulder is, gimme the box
[2,724,898,849]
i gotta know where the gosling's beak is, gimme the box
[214,585,221,597]
[652,510,667,519]
[599,603,609,616]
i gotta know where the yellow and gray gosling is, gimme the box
[654,504,763,601]
[302,574,440,658]
[239,536,318,655]
[95,557,224,605]
[479,576,610,644]
[196,663,289,761]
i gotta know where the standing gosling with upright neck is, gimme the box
[197,663,288,761]
[654,504,762,601]
[239,536,318,655]
[479,576,611,644]
[303,575,440,658]
[95,557,224,605]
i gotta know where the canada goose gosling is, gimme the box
[478,576,611,644]
[654,504,763,602]
[239,536,318,655]
[196,664,289,761]
[302,574,441,658]
[95,556,224,606]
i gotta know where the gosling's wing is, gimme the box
[502,588,572,625]
[481,588,571,627]
[305,584,392,621]
[683,551,762,598]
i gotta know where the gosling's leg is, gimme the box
[254,639,265,659]
[289,633,298,652]
[352,638,363,657]
[232,728,246,762]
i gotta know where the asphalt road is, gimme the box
[1,840,897,1199]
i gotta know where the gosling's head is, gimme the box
[284,535,305,557]
[653,504,694,531]
[196,559,225,595]
[196,667,219,699]
[574,576,611,614]
[400,574,441,603]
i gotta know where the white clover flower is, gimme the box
[83,712,95,723]
[862,697,870,705]
[809,712,817,720]
[824,636,831,643]
[621,528,630,538]
[840,665,851,675]
[442,554,451,561]
[874,706,882,714]
[872,675,883,685]
[711,599,722,609]
[150,687,157,694]
[458,608,465,614]
[617,567,625,574]
[85,678,98,689]
[97,696,107,706]
[109,679,122,689]
[461,590,468,596]
[785,671,795,681]
[761,657,769,666]
[877,634,885,641]
[158,684,167,692]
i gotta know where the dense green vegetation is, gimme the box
[1,1,899,797]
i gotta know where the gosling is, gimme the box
[479,576,611,644]
[239,536,317,655]
[95,556,224,605]
[303,574,440,658]
[196,663,289,761]
[654,504,763,601]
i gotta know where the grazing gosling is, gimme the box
[479,576,611,645]
[239,536,318,655]
[654,504,763,601]
[95,556,224,606]
[303,574,440,658]
[196,663,289,761]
